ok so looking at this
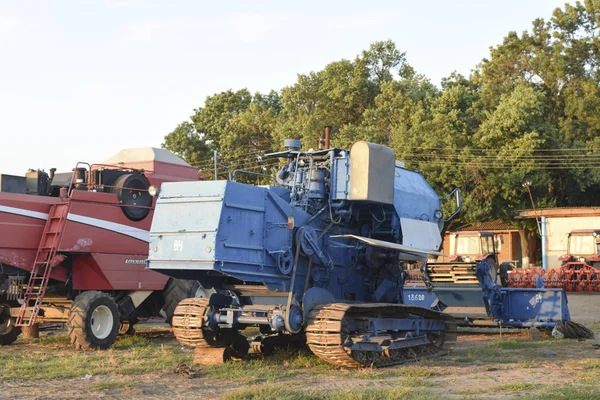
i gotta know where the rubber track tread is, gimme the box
[306,303,457,368]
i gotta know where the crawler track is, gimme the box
[174,298,457,368]
[306,303,457,368]
[171,297,212,347]
[172,298,249,365]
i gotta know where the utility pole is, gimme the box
[522,181,540,235]
[214,151,218,180]
[523,181,547,270]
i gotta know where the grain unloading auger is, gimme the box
[148,140,462,368]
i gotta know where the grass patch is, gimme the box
[533,385,600,400]
[451,388,487,395]
[112,335,151,350]
[202,348,335,383]
[575,371,600,385]
[329,365,444,381]
[1,335,446,384]
[495,382,538,392]
[585,321,600,333]
[89,380,137,391]
[488,338,569,350]
[386,365,442,378]
[449,346,513,364]
[564,358,600,369]
[0,334,190,380]
[448,337,576,365]
[38,334,72,346]
[222,384,435,400]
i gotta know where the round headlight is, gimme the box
[148,185,159,197]
[434,210,443,220]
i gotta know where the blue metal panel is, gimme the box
[331,157,350,201]
[216,182,266,267]
[402,286,439,309]
[393,167,442,226]
[500,288,569,323]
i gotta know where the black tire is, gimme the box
[0,304,21,345]
[161,279,201,325]
[68,291,120,350]
[485,258,498,284]
[499,262,513,287]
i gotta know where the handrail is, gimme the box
[445,188,462,223]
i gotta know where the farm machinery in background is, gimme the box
[0,148,199,349]
[148,139,463,368]
[404,233,588,335]
[507,230,600,292]
[409,231,501,284]
[404,259,573,330]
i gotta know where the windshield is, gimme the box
[569,235,597,255]
[455,236,481,255]
[480,236,495,254]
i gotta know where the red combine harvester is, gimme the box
[0,148,198,349]
[507,230,600,291]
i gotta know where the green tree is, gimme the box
[162,121,213,166]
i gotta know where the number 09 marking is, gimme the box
[173,240,184,252]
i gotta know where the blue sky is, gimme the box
[0,0,568,175]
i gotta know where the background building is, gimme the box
[517,208,600,269]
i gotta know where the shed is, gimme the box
[517,207,600,269]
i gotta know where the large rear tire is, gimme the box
[162,279,211,325]
[0,304,20,345]
[485,258,498,284]
[68,291,120,350]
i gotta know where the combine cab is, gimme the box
[0,148,198,349]
[148,139,462,368]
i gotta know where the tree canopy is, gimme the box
[163,1,600,225]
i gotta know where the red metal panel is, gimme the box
[72,255,113,290]
[59,200,150,255]
[0,213,45,252]
[72,253,168,291]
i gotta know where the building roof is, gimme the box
[570,229,600,235]
[517,207,600,218]
[447,219,517,232]
[103,147,192,167]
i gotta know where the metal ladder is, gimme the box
[15,202,69,326]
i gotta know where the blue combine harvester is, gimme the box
[147,139,463,367]
[146,139,588,367]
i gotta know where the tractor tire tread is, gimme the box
[67,291,119,351]
[162,279,198,325]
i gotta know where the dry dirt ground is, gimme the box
[1,293,600,400]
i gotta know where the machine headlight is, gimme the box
[148,185,159,197]
[434,210,443,220]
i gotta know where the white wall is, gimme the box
[546,216,600,269]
